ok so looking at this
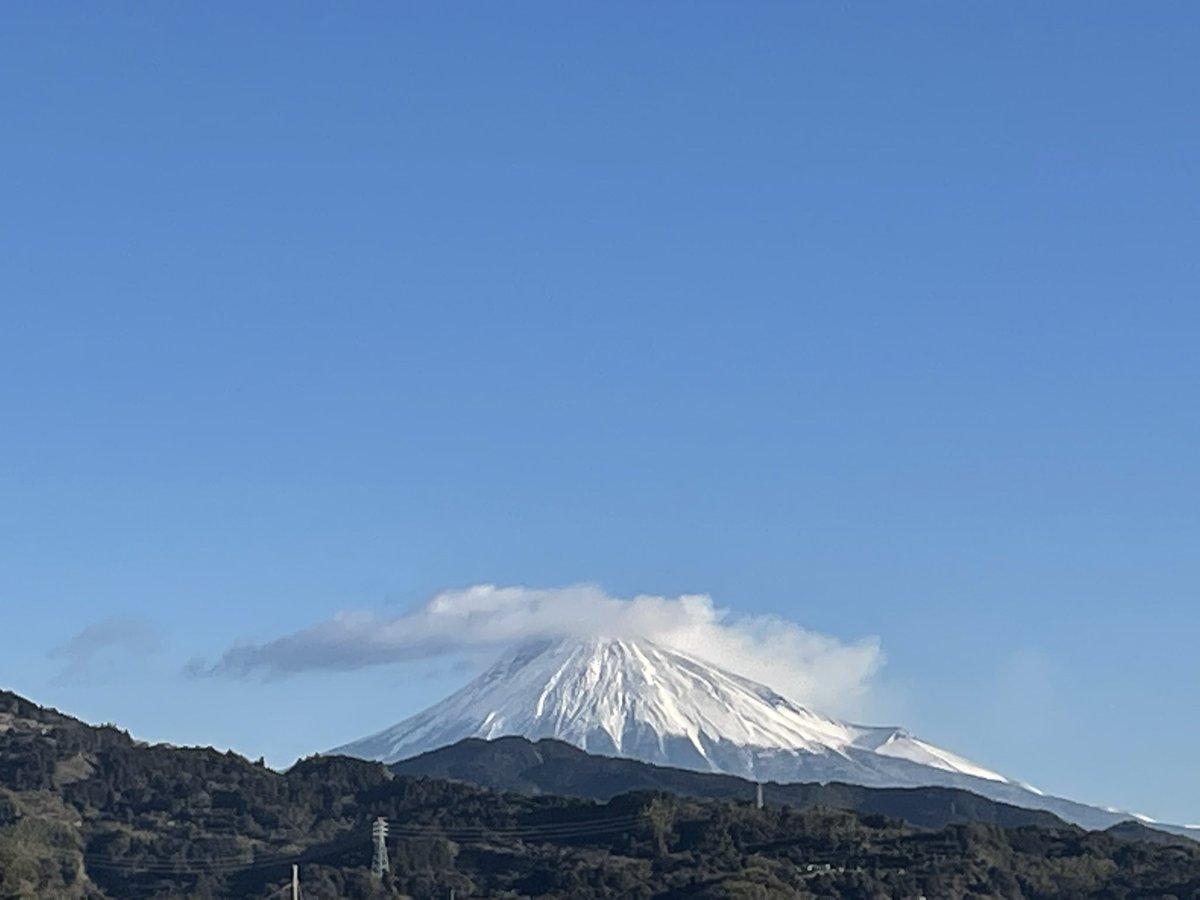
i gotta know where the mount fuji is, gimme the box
[333,636,1196,836]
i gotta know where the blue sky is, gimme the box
[2,3,1198,823]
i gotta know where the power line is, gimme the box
[81,811,653,877]
[83,829,366,874]
[384,812,649,838]
[384,816,648,844]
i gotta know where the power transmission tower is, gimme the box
[371,817,390,880]
[291,863,299,900]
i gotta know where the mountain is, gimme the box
[7,689,1200,899]
[335,636,1200,838]
[332,637,1008,782]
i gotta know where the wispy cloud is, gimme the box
[194,584,884,717]
[48,615,162,684]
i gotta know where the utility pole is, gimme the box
[756,782,764,810]
[291,864,299,900]
[371,817,390,880]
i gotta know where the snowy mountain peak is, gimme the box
[332,634,1007,785]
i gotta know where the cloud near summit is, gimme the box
[199,584,884,717]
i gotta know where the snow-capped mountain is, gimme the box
[334,637,1007,783]
[333,636,1196,836]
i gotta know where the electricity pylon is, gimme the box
[371,817,390,880]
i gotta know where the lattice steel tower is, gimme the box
[370,817,390,880]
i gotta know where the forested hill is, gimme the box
[4,689,1200,899]
[391,735,1074,831]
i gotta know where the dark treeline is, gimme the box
[3,690,1200,899]
[391,735,1077,831]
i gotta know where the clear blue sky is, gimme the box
[2,4,1197,823]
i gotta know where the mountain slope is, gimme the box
[391,735,1073,831]
[335,637,1200,838]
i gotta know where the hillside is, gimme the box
[390,735,1073,831]
[4,690,1200,898]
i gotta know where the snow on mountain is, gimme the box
[332,636,1193,836]
[335,636,1004,781]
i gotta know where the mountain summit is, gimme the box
[333,636,1007,785]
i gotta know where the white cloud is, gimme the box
[197,584,884,717]
[49,614,162,684]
